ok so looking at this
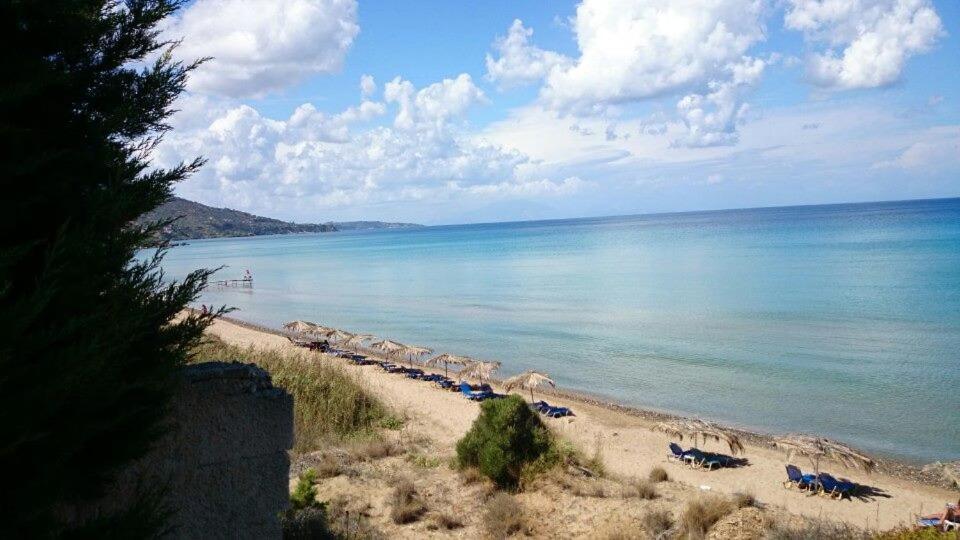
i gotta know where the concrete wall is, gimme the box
[70,362,293,538]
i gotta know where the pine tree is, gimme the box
[1,1,216,535]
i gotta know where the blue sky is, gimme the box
[157,0,960,225]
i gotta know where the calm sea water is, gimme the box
[158,198,960,462]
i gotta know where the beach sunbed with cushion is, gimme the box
[532,401,552,413]
[459,382,492,401]
[668,443,686,462]
[917,517,959,532]
[816,473,857,499]
[405,369,425,379]
[544,406,572,417]
[783,465,816,490]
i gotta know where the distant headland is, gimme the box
[138,197,423,241]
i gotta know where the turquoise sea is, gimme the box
[159,198,960,463]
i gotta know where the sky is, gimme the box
[155,0,960,225]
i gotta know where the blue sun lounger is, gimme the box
[459,382,492,401]
[816,473,857,499]
[783,465,816,490]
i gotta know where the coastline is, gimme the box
[209,311,954,492]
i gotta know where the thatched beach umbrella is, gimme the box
[425,353,472,378]
[370,339,406,360]
[773,434,874,474]
[458,360,501,385]
[283,320,318,334]
[327,329,355,343]
[654,419,744,455]
[503,370,555,402]
[399,345,433,368]
[306,325,337,337]
[342,333,374,347]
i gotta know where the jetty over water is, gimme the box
[214,269,253,288]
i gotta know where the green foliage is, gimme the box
[455,395,553,489]
[1,1,215,535]
[290,469,320,511]
[874,528,959,540]
[192,337,392,451]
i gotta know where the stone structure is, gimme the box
[68,362,294,538]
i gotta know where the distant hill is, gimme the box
[138,197,422,241]
[333,220,424,231]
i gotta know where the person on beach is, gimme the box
[921,498,960,525]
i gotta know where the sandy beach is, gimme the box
[204,314,958,532]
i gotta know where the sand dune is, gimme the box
[205,316,957,531]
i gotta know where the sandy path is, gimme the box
[205,316,957,531]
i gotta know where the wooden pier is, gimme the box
[214,277,253,288]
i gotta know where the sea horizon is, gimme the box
[158,196,960,464]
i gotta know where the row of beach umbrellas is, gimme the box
[283,320,556,400]
[283,320,877,474]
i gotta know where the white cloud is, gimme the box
[167,0,359,97]
[539,0,768,112]
[384,74,487,130]
[673,57,766,147]
[158,76,587,221]
[485,19,571,88]
[872,127,960,170]
[360,74,377,97]
[785,0,944,90]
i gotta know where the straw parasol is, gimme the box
[425,353,472,378]
[503,370,555,402]
[327,329,355,343]
[773,434,875,474]
[342,333,374,347]
[306,325,337,337]
[457,360,501,385]
[370,339,406,360]
[654,419,744,455]
[283,320,318,334]
[399,345,433,368]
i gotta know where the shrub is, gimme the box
[389,480,425,524]
[483,493,526,539]
[427,512,464,531]
[192,337,392,452]
[642,509,674,539]
[732,491,758,508]
[875,527,959,540]
[290,469,320,511]
[456,395,553,488]
[623,478,658,500]
[648,467,670,483]
[679,496,735,539]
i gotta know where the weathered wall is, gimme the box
[69,362,293,538]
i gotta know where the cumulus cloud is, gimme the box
[485,19,571,88]
[167,0,359,97]
[158,75,586,220]
[360,74,377,97]
[784,0,944,90]
[539,0,768,112]
[673,57,766,147]
[384,74,487,130]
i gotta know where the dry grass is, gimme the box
[678,495,736,539]
[349,439,400,461]
[763,517,871,539]
[388,479,426,525]
[571,479,608,498]
[461,466,486,485]
[732,491,758,508]
[426,511,464,531]
[592,520,646,540]
[642,509,674,539]
[191,336,392,453]
[648,466,669,483]
[622,478,658,500]
[483,493,526,539]
[314,453,342,479]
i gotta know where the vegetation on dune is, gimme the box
[191,337,395,451]
[1,0,216,535]
[455,395,555,489]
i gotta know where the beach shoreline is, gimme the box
[208,311,954,493]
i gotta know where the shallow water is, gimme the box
[158,198,960,462]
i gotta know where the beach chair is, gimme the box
[816,473,857,499]
[544,405,572,417]
[783,465,816,490]
[405,369,425,379]
[459,382,491,401]
[668,443,686,462]
[532,400,551,413]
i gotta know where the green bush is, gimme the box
[290,469,320,511]
[455,395,552,488]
